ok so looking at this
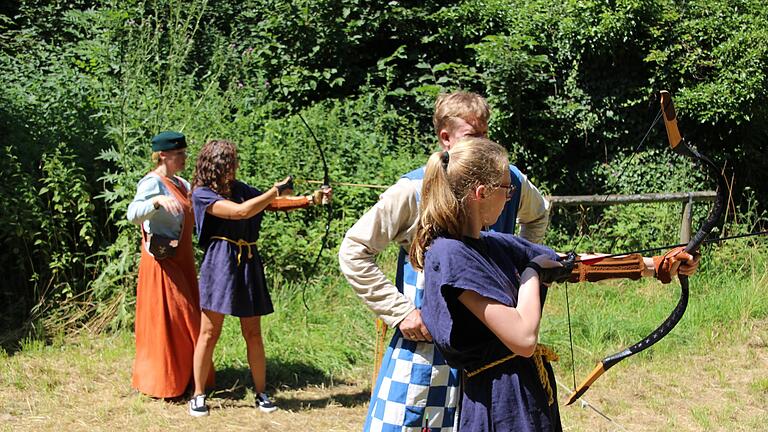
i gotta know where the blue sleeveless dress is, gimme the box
[422,233,562,431]
[192,181,273,317]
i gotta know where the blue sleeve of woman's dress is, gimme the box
[192,187,223,237]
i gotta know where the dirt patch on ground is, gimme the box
[2,325,768,431]
[0,335,371,432]
[560,320,768,431]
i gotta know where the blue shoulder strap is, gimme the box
[489,165,523,234]
[401,166,425,202]
[402,166,425,181]
[396,166,426,293]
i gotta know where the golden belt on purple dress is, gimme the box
[465,344,559,406]
[210,236,257,266]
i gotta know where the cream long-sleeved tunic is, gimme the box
[339,168,549,327]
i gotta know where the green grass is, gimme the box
[200,242,404,394]
[2,238,767,430]
[207,265,382,393]
[216,272,375,388]
[542,238,768,380]
[750,378,768,394]
[198,234,768,404]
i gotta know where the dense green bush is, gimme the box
[1,0,765,343]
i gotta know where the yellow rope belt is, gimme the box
[210,236,258,266]
[465,344,560,406]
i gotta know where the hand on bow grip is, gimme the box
[311,186,332,206]
[525,252,576,285]
[274,175,294,196]
[653,246,701,284]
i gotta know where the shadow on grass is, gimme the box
[0,323,38,356]
[211,359,369,409]
[273,388,371,411]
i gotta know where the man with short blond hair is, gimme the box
[339,91,549,431]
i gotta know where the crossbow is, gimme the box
[564,90,729,405]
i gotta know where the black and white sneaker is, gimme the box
[188,393,209,417]
[256,392,278,413]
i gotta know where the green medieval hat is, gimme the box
[151,131,187,152]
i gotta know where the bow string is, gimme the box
[296,112,333,273]
[563,90,729,405]
[294,111,333,310]
[273,77,334,309]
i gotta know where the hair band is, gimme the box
[441,151,450,171]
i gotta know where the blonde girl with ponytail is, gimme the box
[409,138,511,270]
[413,137,566,431]
[413,137,702,432]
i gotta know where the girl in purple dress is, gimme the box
[409,137,699,431]
[187,139,330,417]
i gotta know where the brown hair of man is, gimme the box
[432,91,491,137]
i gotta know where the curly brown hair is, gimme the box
[193,140,238,198]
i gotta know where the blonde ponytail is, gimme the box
[409,138,509,270]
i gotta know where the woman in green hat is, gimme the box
[127,131,210,398]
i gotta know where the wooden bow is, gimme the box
[564,90,728,405]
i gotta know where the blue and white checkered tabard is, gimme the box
[364,256,460,432]
[364,170,460,432]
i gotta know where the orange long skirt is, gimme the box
[131,177,212,398]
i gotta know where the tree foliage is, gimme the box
[1,0,766,338]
